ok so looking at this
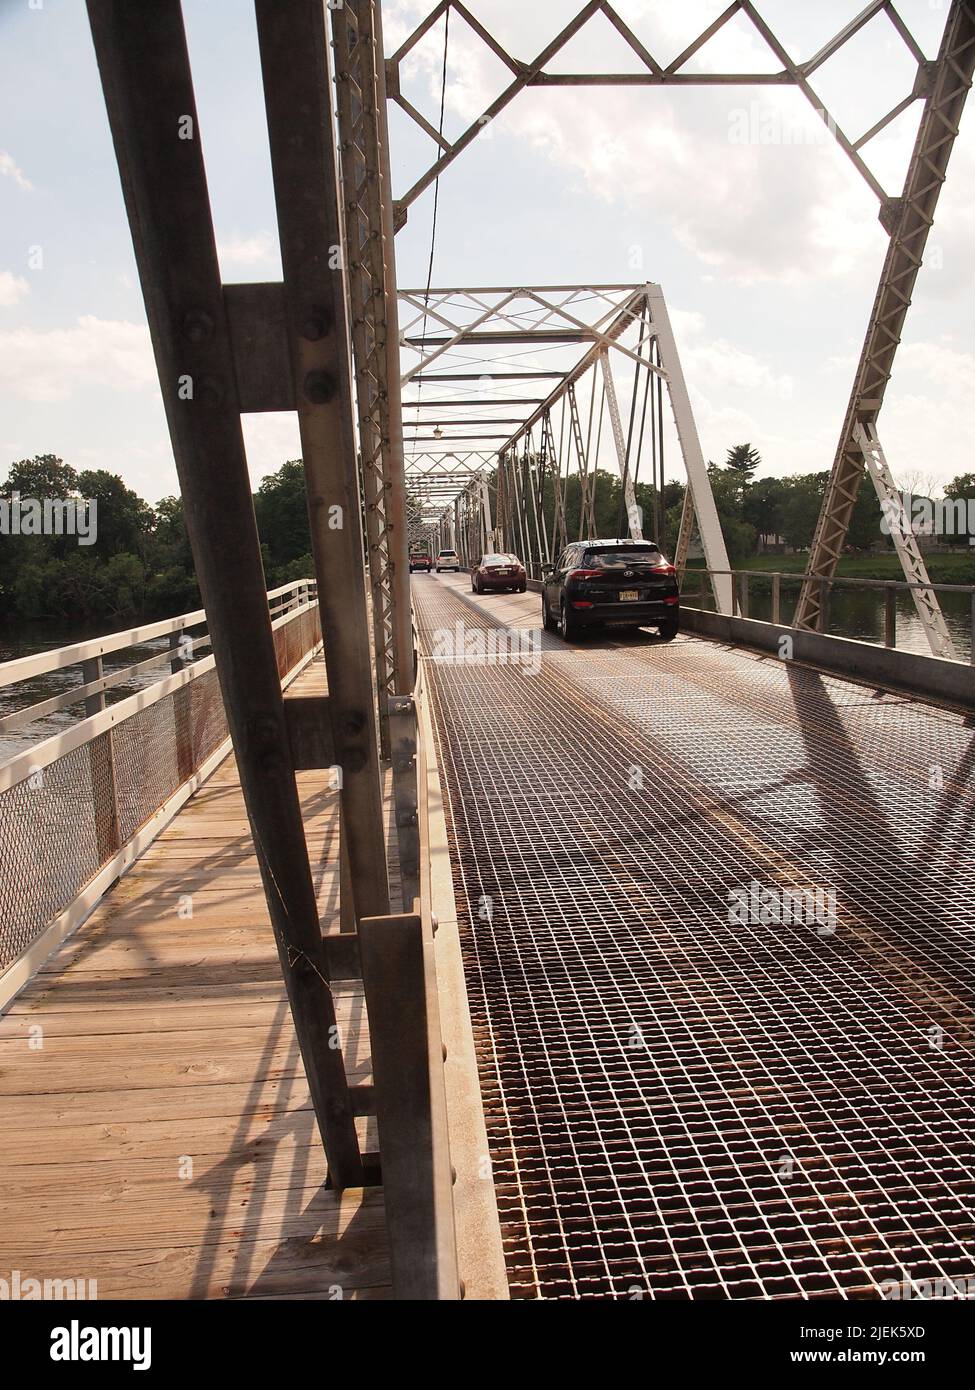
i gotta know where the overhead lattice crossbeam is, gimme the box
[401,284,656,501]
[387,0,939,224]
[401,287,644,529]
[403,282,735,612]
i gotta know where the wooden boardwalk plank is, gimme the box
[0,657,393,1299]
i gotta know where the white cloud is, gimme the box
[216,230,279,272]
[512,89,889,285]
[241,413,303,483]
[0,316,155,402]
[882,341,975,489]
[671,308,794,398]
[0,150,33,192]
[896,341,975,397]
[389,0,917,285]
[0,271,30,307]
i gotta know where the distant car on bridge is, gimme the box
[409,551,432,572]
[471,553,527,594]
[435,549,461,572]
[542,539,679,641]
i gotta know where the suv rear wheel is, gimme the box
[658,620,678,642]
[559,599,582,642]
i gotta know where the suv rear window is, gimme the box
[581,546,663,569]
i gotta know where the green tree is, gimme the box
[846,481,885,550]
[707,464,756,561]
[76,469,154,557]
[944,474,975,546]
[724,442,761,485]
[779,473,827,551]
[742,476,785,549]
[2,454,79,500]
[253,459,312,577]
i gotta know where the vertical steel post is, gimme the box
[884,586,895,650]
[646,284,733,614]
[255,0,390,919]
[600,348,642,541]
[168,631,195,782]
[331,0,414,753]
[87,0,363,1186]
[82,655,121,863]
[372,0,415,693]
[884,584,897,649]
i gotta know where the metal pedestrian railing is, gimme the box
[0,580,322,1010]
[358,659,460,1299]
[0,576,462,1299]
[681,566,975,665]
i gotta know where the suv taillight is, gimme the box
[568,569,603,580]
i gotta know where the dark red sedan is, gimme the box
[472,552,527,594]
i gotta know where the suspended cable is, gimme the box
[413,9,451,438]
[617,309,649,537]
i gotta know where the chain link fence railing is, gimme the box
[0,583,321,998]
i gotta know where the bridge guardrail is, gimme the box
[2,577,462,1294]
[0,580,321,1011]
[681,566,975,665]
[357,650,461,1299]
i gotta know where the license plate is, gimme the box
[619,589,639,601]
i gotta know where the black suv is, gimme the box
[542,539,680,641]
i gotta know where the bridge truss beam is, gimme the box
[796,0,975,638]
[417,284,733,611]
[87,0,393,1188]
[390,1,974,649]
[388,0,943,225]
[331,0,414,748]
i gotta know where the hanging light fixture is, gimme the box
[433,426,444,439]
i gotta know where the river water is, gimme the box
[690,583,973,665]
[2,585,970,766]
[0,624,182,764]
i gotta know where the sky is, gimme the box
[0,0,973,508]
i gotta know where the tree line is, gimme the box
[6,448,975,628]
[0,454,315,628]
[493,443,975,563]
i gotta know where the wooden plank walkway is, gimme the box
[0,658,392,1299]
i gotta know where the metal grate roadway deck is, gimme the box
[414,576,975,1300]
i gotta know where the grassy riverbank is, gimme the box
[687,551,975,585]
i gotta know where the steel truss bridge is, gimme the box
[0,0,973,1302]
